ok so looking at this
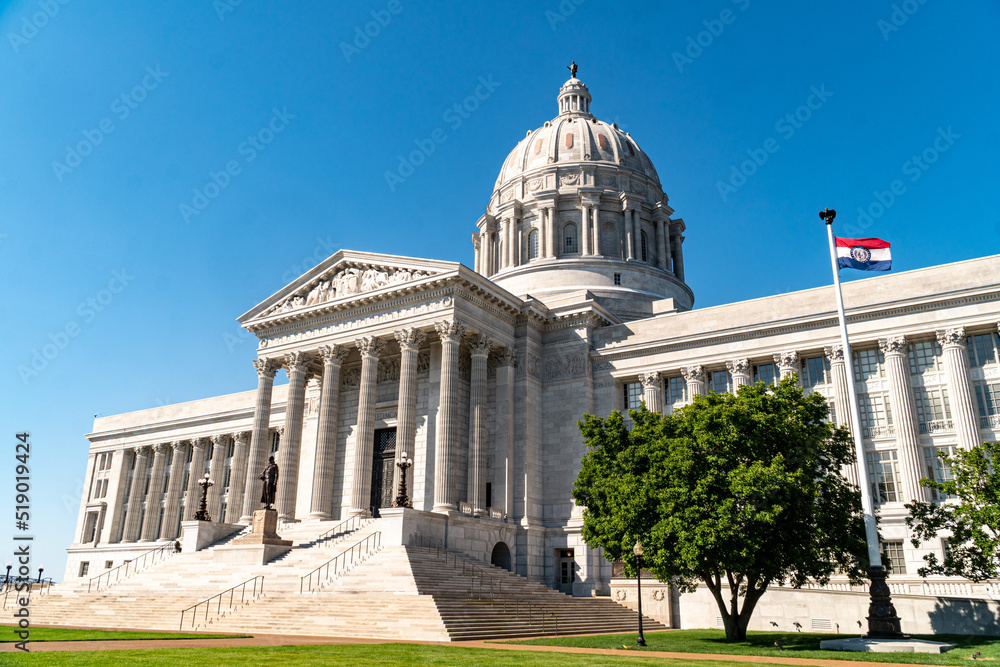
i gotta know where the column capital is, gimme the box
[232,431,250,446]
[726,358,751,376]
[135,445,152,457]
[211,433,229,447]
[774,350,799,369]
[639,371,660,388]
[878,335,909,357]
[318,344,349,366]
[824,344,844,363]
[283,351,312,375]
[681,365,705,383]
[170,440,187,451]
[253,357,280,379]
[468,333,494,356]
[355,335,386,358]
[152,442,170,454]
[434,319,466,343]
[936,327,967,349]
[394,328,426,352]
[493,346,517,368]
[190,437,208,452]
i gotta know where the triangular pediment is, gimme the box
[238,250,461,326]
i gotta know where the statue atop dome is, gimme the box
[567,60,578,78]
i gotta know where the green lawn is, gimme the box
[508,629,1000,664]
[1,643,785,666]
[0,625,247,643]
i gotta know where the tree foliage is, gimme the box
[573,377,870,641]
[906,440,1000,581]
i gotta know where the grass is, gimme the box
[0,625,248,643]
[0,643,789,666]
[507,629,1000,664]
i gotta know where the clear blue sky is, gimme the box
[2,0,998,579]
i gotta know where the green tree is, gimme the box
[573,377,869,642]
[906,441,1000,581]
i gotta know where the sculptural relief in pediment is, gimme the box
[266,265,436,316]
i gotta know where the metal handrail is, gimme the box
[300,532,382,593]
[88,541,180,593]
[178,575,264,630]
[316,513,371,546]
[410,534,558,635]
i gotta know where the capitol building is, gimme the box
[56,72,1000,637]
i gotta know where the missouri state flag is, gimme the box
[835,237,892,271]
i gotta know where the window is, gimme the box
[924,446,956,500]
[853,348,885,381]
[802,356,831,388]
[623,382,643,411]
[866,450,901,504]
[563,223,578,254]
[708,370,731,394]
[909,340,944,374]
[667,377,687,406]
[913,387,952,432]
[270,430,281,455]
[528,229,539,260]
[883,540,906,574]
[640,231,648,262]
[827,400,837,425]
[858,392,893,437]
[753,363,776,386]
[82,512,99,543]
[613,273,621,286]
[79,561,90,577]
[105,560,114,570]
[968,332,1000,367]
[975,381,1000,428]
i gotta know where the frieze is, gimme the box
[597,173,617,188]
[416,352,430,375]
[559,173,580,187]
[377,357,401,383]
[265,265,436,316]
[591,359,614,372]
[526,177,543,192]
[341,367,361,388]
[544,353,587,381]
[516,353,542,378]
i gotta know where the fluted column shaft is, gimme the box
[826,345,859,487]
[275,352,311,521]
[434,320,465,512]
[468,335,492,515]
[225,432,250,523]
[937,328,980,450]
[640,371,663,413]
[655,218,667,269]
[624,207,636,260]
[727,359,751,391]
[206,435,228,522]
[591,204,601,255]
[122,446,150,542]
[308,346,346,519]
[672,233,685,281]
[186,439,208,521]
[350,337,384,515]
[682,366,706,403]
[159,442,187,540]
[241,359,279,521]
[580,202,591,255]
[880,337,924,503]
[393,330,424,505]
[139,444,169,542]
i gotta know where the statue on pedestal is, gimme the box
[259,456,278,509]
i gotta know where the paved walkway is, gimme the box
[0,629,927,665]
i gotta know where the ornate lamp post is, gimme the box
[4,561,11,590]
[634,541,646,647]
[36,565,44,584]
[393,451,413,508]
[193,473,214,521]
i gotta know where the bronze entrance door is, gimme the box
[369,427,397,517]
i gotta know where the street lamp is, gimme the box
[4,561,11,590]
[633,541,646,647]
[394,451,413,508]
[37,565,44,584]
[193,473,214,521]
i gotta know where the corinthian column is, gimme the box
[350,336,385,515]
[580,201,591,255]
[186,438,208,520]
[727,358,751,390]
[434,319,466,512]
[275,351,311,522]
[880,336,924,503]
[494,347,516,517]
[468,334,493,515]
[309,344,347,519]
[225,432,250,523]
[241,358,279,521]
[122,446,150,543]
[139,443,169,542]
[207,434,228,521]
[937,328,980,450]
[775,351,800,382]
[682,365,706,402]
[826,345,859,487]
[639,371,663,412]
[159,441,187,540]
[393,329,425,505]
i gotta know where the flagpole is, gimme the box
[820,208,904,638]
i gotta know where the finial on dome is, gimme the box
[567,61,578,78]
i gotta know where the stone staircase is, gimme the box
[32,518,666,640]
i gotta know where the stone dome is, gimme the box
[472,72,693,321]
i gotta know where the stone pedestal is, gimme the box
[214,509,292,565]
[180,520,243,553]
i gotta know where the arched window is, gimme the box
[528,229,540,260]
[641,231,648,262]
[564,223,579,254]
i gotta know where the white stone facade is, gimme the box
[66,76,1000,631]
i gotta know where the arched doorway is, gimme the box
[491,541,511,571]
